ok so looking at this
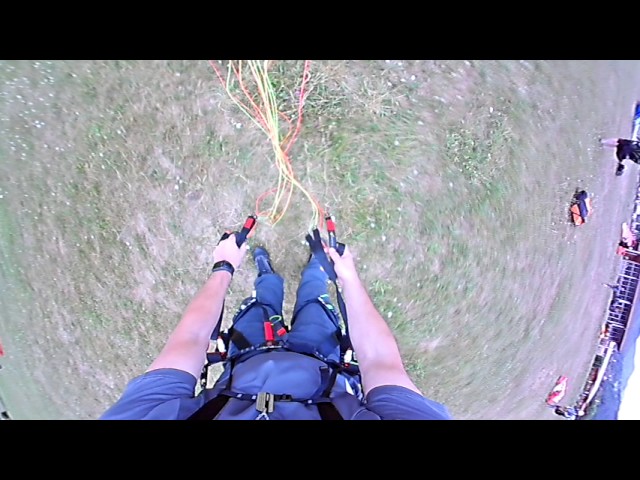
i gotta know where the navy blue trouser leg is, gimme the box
[226,273,284,358]
[287,258,342,363]
[226,258,341,363]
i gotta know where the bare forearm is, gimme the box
[147,271,231,375]
[341,277,404,367]
[340,274,421,395]
[174,272,230,341]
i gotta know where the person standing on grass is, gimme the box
[553,405,580,420]
[600,138,640,175]
[100,232,452,420]
[617,222,638,253]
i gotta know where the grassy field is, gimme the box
[1,60,639,420]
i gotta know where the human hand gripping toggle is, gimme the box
[211,215,257,277]
[219,215,257,247]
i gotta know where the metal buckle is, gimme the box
[255,392,275,420]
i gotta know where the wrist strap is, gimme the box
[211,260,235,277]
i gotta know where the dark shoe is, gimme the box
[616,163,625,176]
[253,246,274,276]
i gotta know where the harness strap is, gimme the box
[187,395,231,420]
[321,366,340,397]
[204,390,334,405]
[305,228,352,349]
[305,228,338,282]
[317,403,344,420]
[191,357,236,420]
[228,325,252,350]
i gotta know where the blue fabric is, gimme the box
[207,351,341,420]
[357,385,452,420]
[228,259,341,362]
[100,355,452,420]
[100,368,202,420]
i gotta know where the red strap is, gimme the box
[326,217,336,232]
[264,322,274,342]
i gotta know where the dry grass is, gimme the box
[1,60,640,419]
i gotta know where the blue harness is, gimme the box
[188,226,361,420]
